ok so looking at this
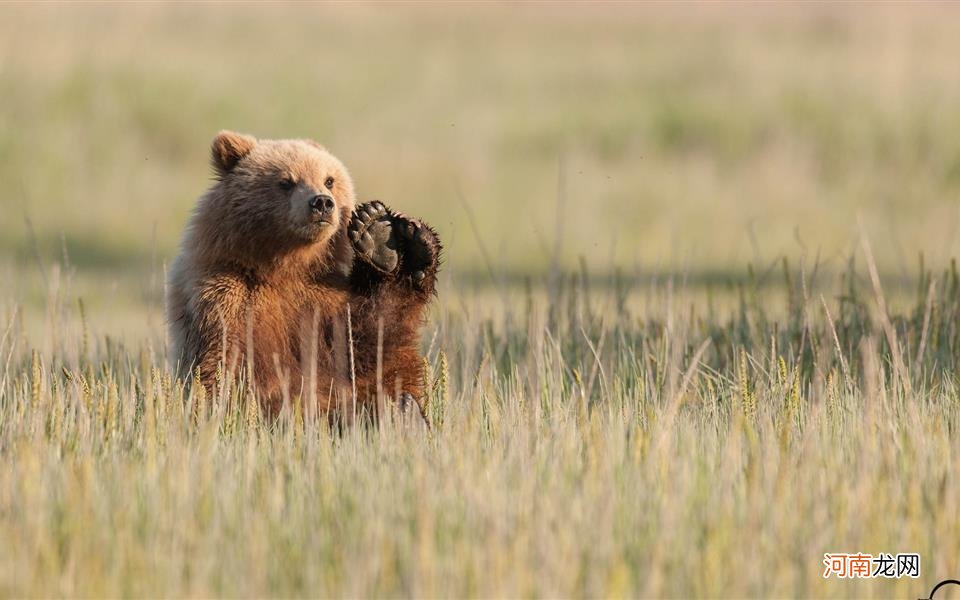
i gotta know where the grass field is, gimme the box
[2,254,959,597]
[1,3,959,598]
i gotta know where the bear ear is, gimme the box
[211,130,257,176]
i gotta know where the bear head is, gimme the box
[192,130,356,273]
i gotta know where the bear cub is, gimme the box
[166,131,440,419]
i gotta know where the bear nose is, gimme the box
[309,194,335,214]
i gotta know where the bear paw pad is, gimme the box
[349,201,398,274]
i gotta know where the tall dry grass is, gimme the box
[0,254,957,597]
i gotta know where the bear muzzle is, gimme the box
[309,194,336,221]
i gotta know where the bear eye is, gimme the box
[279,177,296,192]
[324,176,335,190]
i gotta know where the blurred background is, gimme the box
[2,3,959,336]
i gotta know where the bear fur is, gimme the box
[166,131,440,418]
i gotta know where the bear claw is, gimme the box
[349,201,439,287]
[349,202,398,274]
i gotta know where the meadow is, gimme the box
[0,4,959,598]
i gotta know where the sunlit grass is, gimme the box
[3,5,960,281]
[0,256,958,597]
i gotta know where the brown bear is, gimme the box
[166,131,440,419]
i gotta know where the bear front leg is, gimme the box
[347,201,441,422]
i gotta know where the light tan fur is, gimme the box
[167,131,357,412]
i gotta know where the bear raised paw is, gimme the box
[349,201,441,294]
